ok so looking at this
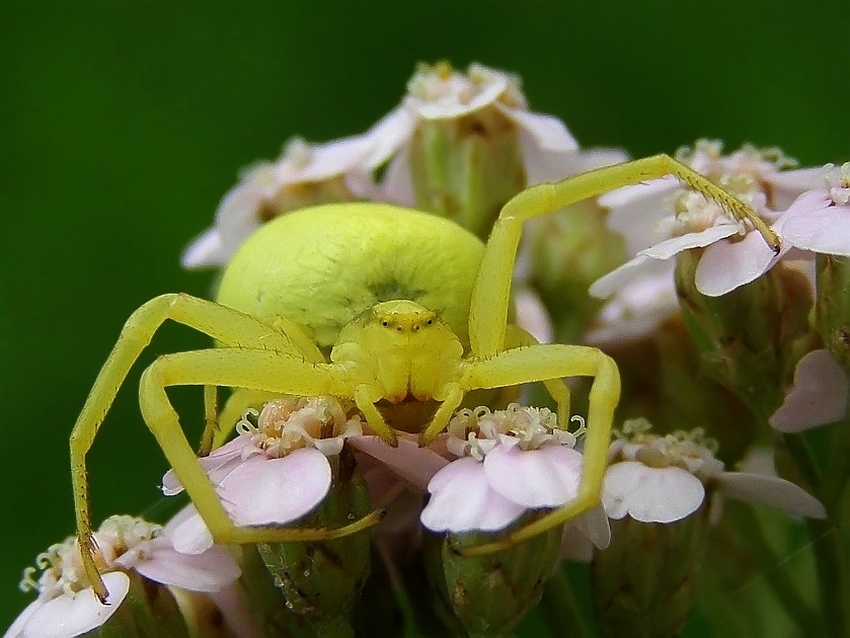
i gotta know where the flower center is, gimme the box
[825,161,850,205]
[446,403,583,460]
[615,419,724,480]
[19,516,160,598]
[237,396,363,458]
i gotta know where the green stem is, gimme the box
[539,566,596,638]
[732,507,822,633]
[784,434,848,637]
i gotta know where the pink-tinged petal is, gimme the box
[162,438,246,496]
[589,254,670,299]
[695,231,781,296]
[421,458,526,533]
[293,135,373,182]
[14,572,129,638]
[770,349,850,432]
[519,139,627,186]
[602,177,680,254]
[364,107,416,169]
[782,206,850,256]
[377,151,416,207]
[4,597,44,638]
[413,77,507,120]
[568,505,611,550]
[514,287,553,344]
[132,544,241,593]
[559,527,594,563]
[208,586,265,638]
[168,510,215,556]
[348,435,448,491]
[218,449,332,526]
[715,472,826,519]
[181,228,224,269]
[602,461,705,523]
[484,444,582,508]
[769,168,828,208]
[499,106,578,152]
[640,223,740,260]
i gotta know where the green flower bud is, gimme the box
[527,201,627,343]
[674,250,816,421]
[815,254,850,373]
[422,521,563,637]
[408,103,526,239]
[256,447,372,636]
[591,508,708,638]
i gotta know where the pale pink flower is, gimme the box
[182,136,377,269]
[602,420,826,524]
[591,140,825,299]
[770,349,850,432]
[780,163,850,257]
[366,62,626,205]
[417,405,610,550]
[6,513,241,638]
[162,396,364,553]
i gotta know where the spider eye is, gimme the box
[381,320,389,327]
[426,318,433,326]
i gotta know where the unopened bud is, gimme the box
[815,254,850,373]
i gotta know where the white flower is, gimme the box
[583,260,679,346]
[780,163,850,257]
[417,405,610,550]
[182,136,377,269]
[162,396,363,553]
[367,62,626,204]
[591,140,825,299]
[770,349,850,432]
[601,420,826,524]
[6,513,241,638]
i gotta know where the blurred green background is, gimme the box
[1,0,848,632]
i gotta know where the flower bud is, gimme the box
[406,87,527,238]
[256,447,372,635]
[674,250,816,420]
[815,254,850,373]
[422,521,563,637]
[591,507,708,638]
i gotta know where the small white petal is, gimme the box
[132,544,241,593]
[639,223,740,260]
[602,461,705,523]
[715,472,826,519]
[498,106,578,152]
[15,572,129,638]
[181,228,225,269]
[292,135,373,183]
[769,168,829,208]
[364,107,417,169]
[568,505,611,550]
[484,444,582,508]
[770,349,850,432]
[218,449,332,526]
[412,76,506,120]
[589,254,670,299]
[4,598,44,638]
[514,286,553,344]
[782,206,850,256]
[695,231,782,296]
[168,510,215,556]
[602,177,680,254]
[421,457,525,533]
[348,435,448,491]
[377,151,416,207]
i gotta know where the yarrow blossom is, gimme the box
[182,136,377,269]
[368,61,627,204]
[162,396,364,553]
[6,513,242,638]
[780,162,850,257]
[590,140,825,299]
[602,419,826,524]
[418,404,610,550]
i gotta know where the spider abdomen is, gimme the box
[216,203,484,350]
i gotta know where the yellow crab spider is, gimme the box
[70,153,771,599]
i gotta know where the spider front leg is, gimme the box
[69,293,323,599]
[139,347,382,542]
[468,153,778,358]
[458,343,620,555]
